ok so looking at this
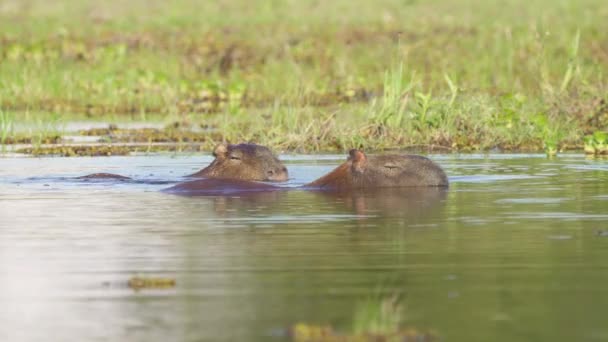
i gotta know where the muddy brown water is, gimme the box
[0,153,607,341]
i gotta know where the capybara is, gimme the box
[164,149,448,195]
[305,149,448,190]
[77,143,288,182]
[188,143,288,182]
[164,178,282,195]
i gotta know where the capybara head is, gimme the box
[306,149,448,189]
[189,143,288,182]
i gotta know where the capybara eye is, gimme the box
[267,170,274,175]
[384,164,399,170]
[230,156,241,160]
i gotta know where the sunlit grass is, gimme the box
[0,110,14,151]
[0,0,606,153]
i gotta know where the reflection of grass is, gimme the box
[352,294,403,335]
[291,292,436,341]
[1,0,606,152]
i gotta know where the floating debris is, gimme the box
[127,276,176,290]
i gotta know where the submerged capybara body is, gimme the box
[165,149,448,195]
[305,149,448,190]
[188,143,288,182]
[164,178,282,195]
[76,173,132,180]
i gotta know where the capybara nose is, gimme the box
[267,167,288,182]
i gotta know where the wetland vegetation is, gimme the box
[1,0,607,155]
[2,3,608,341]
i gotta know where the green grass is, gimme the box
[1,0,607,152]
[0,110,14,151]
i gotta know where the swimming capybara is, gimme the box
[77,143,288,182]
[188,143,288,182]
[164,149,448,195]
[164,178,282,195]
[304,149,448,190]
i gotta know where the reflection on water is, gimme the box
[0,154,607,341]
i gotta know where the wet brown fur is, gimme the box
[79,143,288,182]
[165,178,281,195]
[305,149,448,190]
[76,173,131,180]
[167,149,448,195]
[304,160,353,189]
[188,143,288,182]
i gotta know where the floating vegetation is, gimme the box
[15,143,214,156]
[16,145,132,157]
[78,124,119,136]
[73,123,225,144]
[127,276,176,291]
[3,123,225,156]
[2,135,63,145]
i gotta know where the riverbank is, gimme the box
[1,0,607,154]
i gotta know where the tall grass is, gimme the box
[0,110,14,151]
[369,64,416,133]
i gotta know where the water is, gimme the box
[1,153,607,341]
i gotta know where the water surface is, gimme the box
[1,153,607,341]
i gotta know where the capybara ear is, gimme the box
[213,144,228,158]
[348,149,367,172]
[348,149,366,161]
